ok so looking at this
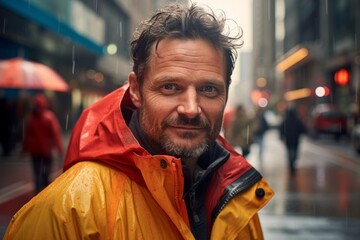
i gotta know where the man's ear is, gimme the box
[128,72,141,108]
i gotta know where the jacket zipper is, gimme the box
[211,168,262,223]
[185,152,230,226]
[189,190,200,223]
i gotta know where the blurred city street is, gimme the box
[1,129,360,239]
[250,129,360,240]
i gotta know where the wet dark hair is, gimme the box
[130,3,243,94]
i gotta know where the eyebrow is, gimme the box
[154,76,225,86]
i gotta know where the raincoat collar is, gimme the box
[63,84,151,186]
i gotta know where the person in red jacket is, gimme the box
[23,94,64,193]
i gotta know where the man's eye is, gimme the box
[200,85,219,97]
[160,84,180,94]
[202,86,217,93]
[163,84,176,90]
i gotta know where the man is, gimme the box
[5,3,273,239]
[23,94,64,193]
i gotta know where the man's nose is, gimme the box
[177,89,201,118]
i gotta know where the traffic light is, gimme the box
[334,68,350,86]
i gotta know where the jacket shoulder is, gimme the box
[4,162,131,239]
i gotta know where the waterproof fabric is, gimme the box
[5,85,274,240]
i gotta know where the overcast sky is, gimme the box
[193,0,253,51]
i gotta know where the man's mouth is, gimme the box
[171,125,203,129]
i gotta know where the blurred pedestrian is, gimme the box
[279,107,306,176]
[227,105,258,157]
[222,107,236,138]
[23,94,64,193]
[5,3,273,239]
[254,108,269,162]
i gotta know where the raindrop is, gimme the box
[66,114,69,130]
[72,61,76,74]
[95,0,98,13]
[356,87,358,105]
[72,46,76,74]
[119,21,123,39]
[2,18,6,34]
[246,125,250,144]
[325,0,328,14]
[116,59,119,74]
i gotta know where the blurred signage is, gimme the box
[276,48,309,72]
[284,88,311,101]
[71,1,105,45]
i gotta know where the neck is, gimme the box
[182,157,198,179]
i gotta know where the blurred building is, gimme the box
[252,0,277,110]
[0,0,187,130]
[253,0,360,125]
[232,52,253,108]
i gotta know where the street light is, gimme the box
[315,86,330,97]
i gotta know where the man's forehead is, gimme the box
[152,38,222,54]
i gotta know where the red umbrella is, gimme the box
[0,58,69,92]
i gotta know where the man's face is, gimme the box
[129,39,227,159]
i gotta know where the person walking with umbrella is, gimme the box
[23,94,64,193]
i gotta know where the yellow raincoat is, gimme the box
[4,85,273,239]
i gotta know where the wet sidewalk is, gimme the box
[248,129,360,240]
[260,214,360,240]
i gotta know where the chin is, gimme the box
[166,140,208,159]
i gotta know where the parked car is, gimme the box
[351,121,360,154]
[308,104,347,140]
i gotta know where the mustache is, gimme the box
[165,115,210,128]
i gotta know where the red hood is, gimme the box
[64,84,254,207]
[64,84,150,186]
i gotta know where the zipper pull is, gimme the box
[189,190,200,223]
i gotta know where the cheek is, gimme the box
[212,111,225,133]
[141,96,173,127]
[203,101,226,125]
[209,108,225,138]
